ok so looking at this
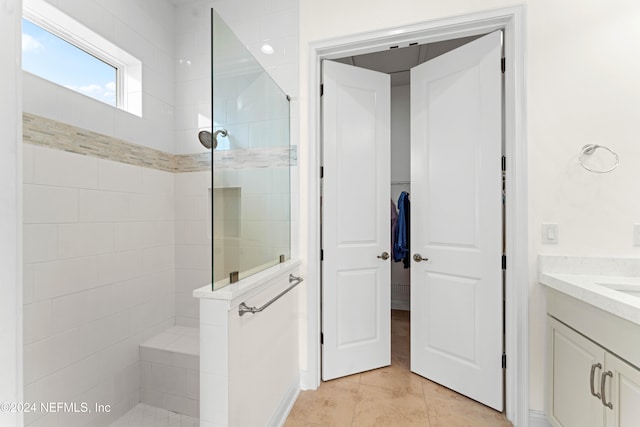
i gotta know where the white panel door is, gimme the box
[322,60,391,381]
[410,31,504,410]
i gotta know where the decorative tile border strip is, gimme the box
[22,113,296,172]
[176,152,212,173]
[213,145,297,169]
[23,113,179,172]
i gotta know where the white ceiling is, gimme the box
[333,34,484,86]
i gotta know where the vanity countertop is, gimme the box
[540,272,640,326]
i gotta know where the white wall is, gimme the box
[23,0,177,153]
[390,85,410,184]
[0,1,23,427]
[22,145,176,426]
[299,0,640,415]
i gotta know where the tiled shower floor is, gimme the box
[108,403,198,427]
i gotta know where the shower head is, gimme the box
[198,130,214,149]
[198,129,228,150]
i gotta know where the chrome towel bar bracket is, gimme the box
[238,274,304,316]
[579,144,619,174]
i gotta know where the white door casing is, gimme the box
[410,31,504,410]
[321,60,391,380]
[308,8,526,425]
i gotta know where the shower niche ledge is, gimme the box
[194,258,301,304]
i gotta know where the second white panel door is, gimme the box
[410,30,504,411]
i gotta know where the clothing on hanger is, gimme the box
[393,191,410,268]
[391,199,398,252]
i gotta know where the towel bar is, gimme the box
[238,274,303,316]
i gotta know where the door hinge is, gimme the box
[501,57,506,73]
[501,156,506,172]
[321,249,324,261]
[320,84,324,96]
[321,332,324,344]
[502,254,507,270]
[320,166,324,178]
[502,353,507,368]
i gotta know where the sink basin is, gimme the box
[596,282,640,299]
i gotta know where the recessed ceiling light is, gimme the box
[261,44,275,55]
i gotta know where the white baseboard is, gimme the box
[269,376,301,427]
[529,410,552,427]
[299,369,314,390]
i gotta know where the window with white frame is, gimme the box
[22,0,142,116]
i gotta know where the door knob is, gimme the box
[377,252,390,260]
[413,254,428,262]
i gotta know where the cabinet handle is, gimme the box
[590,363,602,399]
[600,370,613,409]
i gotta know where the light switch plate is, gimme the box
[542,223,559,245]
[633,224,640,247]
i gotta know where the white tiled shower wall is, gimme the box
[173,0,213,326]
[23,0,176,154]
[174,0,211,156]
[20,1,197,424]
[22,144,176,427]
[19,0,301,425]
[175,171,211,327]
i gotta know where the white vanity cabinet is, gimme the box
[547,317,640,427]
[540,257,640,427]
[604,354,640,427]
[547,317,604,427]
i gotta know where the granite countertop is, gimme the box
[538,256,640,326]
[540,272,640,326]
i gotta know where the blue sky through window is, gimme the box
[22,18,117,106]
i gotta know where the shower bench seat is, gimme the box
[139,326,199,418]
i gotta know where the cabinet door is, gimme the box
[547,317,605,427]
[604,353,640,427]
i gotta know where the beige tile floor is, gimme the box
[285,310,513,427]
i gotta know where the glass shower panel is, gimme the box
[211,10,291,290]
